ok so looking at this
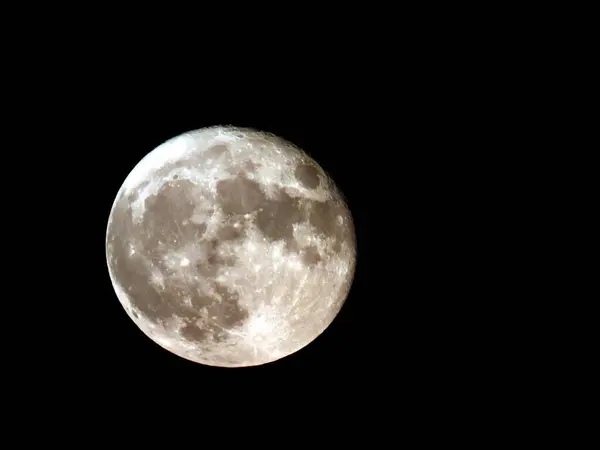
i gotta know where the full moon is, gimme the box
[106,126,356,367]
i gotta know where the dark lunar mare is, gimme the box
[107,179,250,344]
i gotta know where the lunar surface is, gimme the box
[105,126,356,367]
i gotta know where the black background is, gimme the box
[18,18,501,428]
[62,72,435,408]
[5,6,552,441]
[40,55,469,413]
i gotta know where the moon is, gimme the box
[105,126,356,367]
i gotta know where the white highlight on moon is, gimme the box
[106,125,356,368]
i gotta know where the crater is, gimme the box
[217,175,267,215]
[295,163,320,189]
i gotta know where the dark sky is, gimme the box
[7,10,526,436]
[37,61,478,415]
